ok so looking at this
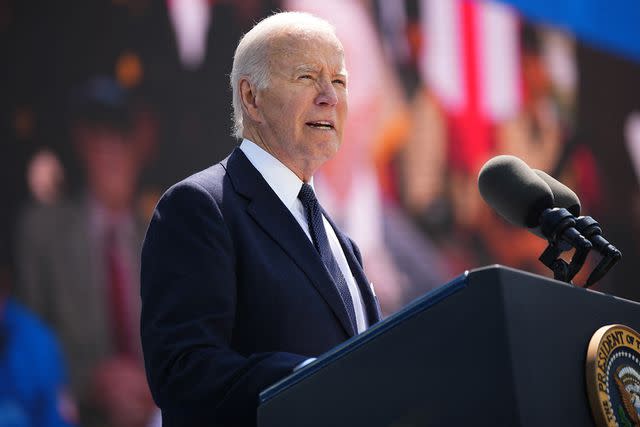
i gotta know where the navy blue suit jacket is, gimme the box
[140,148,381,426]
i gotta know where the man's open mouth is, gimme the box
[306,120,335,130]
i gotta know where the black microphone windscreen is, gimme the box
[533,169,581,217]
[478,155,553,228]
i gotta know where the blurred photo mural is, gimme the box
[1,0,640,425]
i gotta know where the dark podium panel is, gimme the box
[258,265,640,426]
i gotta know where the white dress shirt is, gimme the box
[239,139,368,333]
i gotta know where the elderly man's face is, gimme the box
[254,31,348,180]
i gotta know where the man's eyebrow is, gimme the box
[294,64,319,74]
[292,65,348,79]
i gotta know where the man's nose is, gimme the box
[315,80,338,106]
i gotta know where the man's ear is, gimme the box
[239,78,262,123]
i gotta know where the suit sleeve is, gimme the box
[140,181,306,426]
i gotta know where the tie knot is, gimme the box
[298,183,318,208]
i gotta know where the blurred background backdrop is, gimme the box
[1,0,640,426]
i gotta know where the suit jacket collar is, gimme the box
[237,139,311,212]
[222,148,359,337]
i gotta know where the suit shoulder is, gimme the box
[17,199,84,245]
[187,161,228,187]
[19,199,82,227]
[164,162,228,203]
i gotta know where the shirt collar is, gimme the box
[239,138,314,210]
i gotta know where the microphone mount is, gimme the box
[575,216,622,287]
[537,208,592,284]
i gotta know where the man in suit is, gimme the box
[141,11,382,427]
[16,77,156,427]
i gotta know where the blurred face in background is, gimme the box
[522,51,552,104]
[75,124,140,212]
[242,30,348,181]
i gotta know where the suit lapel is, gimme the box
[223,149,356,337]
[322,210,383,325]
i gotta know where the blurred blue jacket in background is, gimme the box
[0,299,75,427]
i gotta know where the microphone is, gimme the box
[531,169,580,249]
[532,169,622,287]
[478,155,592,282]
[478,156,590,248]
[477,155,554,228]
[533,169,580,217]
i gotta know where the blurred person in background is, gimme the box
[495,23,566,172]
[0,267,76,427]
[14,76,157,427]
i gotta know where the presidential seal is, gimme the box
[586,324,640,427]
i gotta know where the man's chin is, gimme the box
[317,141,341,160]
[316,133,341,148]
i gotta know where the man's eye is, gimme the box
[333,79,346,87]
[299,74,313,80]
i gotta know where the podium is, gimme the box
[257,265,640,426]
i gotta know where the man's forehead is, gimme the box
[270,34,346,72]
[273,27,341,46]
[271,30,342,54]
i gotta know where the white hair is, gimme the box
[229,11,339,138]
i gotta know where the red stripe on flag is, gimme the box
[461,0,479,112]
[448,0,493,175]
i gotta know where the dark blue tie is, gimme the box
[298,183,357,332]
